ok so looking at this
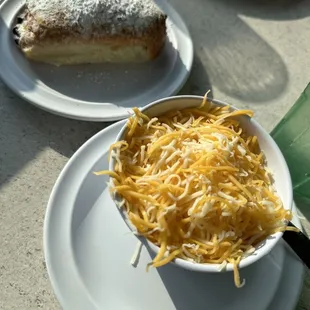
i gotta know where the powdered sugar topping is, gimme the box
[24,0,165,37]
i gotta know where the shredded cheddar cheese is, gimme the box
[95,95,298,288]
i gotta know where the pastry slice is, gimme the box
[15,0,167,65]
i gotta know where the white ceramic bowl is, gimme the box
[109,95,293,273]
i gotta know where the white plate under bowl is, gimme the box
[0,0,193,121]
[44,120,304,310]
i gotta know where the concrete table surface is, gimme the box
[0,0,310,309]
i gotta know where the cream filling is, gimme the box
[23,43,152,65]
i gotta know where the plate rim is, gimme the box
[0,0,194,122]
[44,119,304,310]
[44,120,127,309]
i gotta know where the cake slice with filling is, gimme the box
[15,0,167,65]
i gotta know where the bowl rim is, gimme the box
[109,95,293,273]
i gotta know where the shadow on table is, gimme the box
[179,52,213,97]
[0,86,107,188]
[210,0,310,21]
[169,0,289,103]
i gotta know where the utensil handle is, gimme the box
[283,221,310,269]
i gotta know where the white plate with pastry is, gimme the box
[44,119,304,310]
[0,0,193,121]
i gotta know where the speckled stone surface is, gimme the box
[0,0,310,309]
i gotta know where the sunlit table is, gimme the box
[0,0,310,308]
